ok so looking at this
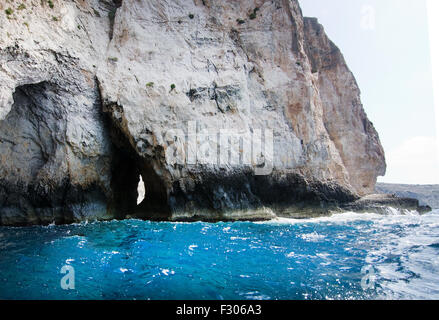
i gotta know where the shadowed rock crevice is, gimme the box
[108,0,123,40]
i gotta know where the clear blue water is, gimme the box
[1,209,438,300]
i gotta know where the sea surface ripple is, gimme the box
[1,209,438,300]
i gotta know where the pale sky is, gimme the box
[300,0,439,184]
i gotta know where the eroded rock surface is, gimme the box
[0,0,119,225]
[0,0,389,225]
[341,194,432,215]
[376,183,439,209]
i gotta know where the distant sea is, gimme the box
[1,209,439,300]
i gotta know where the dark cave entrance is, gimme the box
[136,162,172,220]
[105,116,170,220]
[107,136,141,219]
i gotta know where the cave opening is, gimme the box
[107,133,141,219]
[0,81,114,225]
[135,161,171,220]
[0,81,65,224]
[104,113,170,221]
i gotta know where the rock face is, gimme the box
[0,0,119,225]
[0,0,387,225]
[303,18,386,194]
[341,194,432,215]
[376,183,439,209]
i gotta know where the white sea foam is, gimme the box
[299,231,325,242]
[359,209,439,299]
[258,208,439,299]
[259,208,439,225]
[161,268,175,276]
[188,244,198,251]
[257,211,381,225]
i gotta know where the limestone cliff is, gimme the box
[0,0,387,225]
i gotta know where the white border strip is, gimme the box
[427,0,439,167]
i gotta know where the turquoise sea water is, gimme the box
[1,209,438,300]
